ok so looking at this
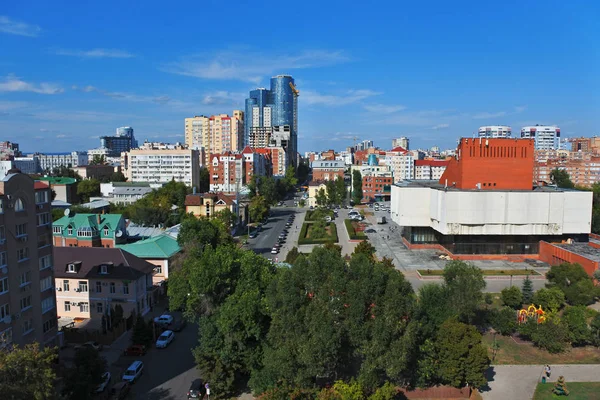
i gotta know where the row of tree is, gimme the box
[315,178,347,207]
[168,222,492,399]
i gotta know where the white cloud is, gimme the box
[201,91,245,106]
[303,89,380,106]
[0,75,63,94]
[432,123,450,130]
[471,111,507,120]
[163,49,349,83]
[54,48,135,58]
[56,134,67,138]
[514,105,527,113]
[363,104,406,114]
[0,16,41,37]
[72,85,171,104]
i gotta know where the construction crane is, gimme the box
[352,136,359,148]
[289,82,300,96]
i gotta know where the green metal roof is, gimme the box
[38,177,77,185]
[118,234,181,259]
[53,213,124,233]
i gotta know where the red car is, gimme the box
[123,344,147,356]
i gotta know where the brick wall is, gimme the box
[538,241,598,276]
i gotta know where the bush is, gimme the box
[562,305,591,346]
[298,222,339,245]
[532,287,565,312]
[531,319,570,353]
[501,286,523,309]
[491,307,518,335]
[305,209,334,221]
[344,219,366,240]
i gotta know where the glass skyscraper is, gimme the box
[245,75,298,166]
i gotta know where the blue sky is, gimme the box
[0,0,598,154]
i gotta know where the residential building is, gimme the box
[52,212,128,248]
[478,126,512,138]
[32,152,88,173]
[354,140,374,152]
[570,137,600,154]
[307,181,327,207]
[242,146,268,181]
[521,125,561,150]
[245,75,298,169]
[0,141,21,158]
[117,234,180,287]
[54,247,153,326]
[185,115,210,152]
[100,127,137,157]
[14,156,40,174]
[392,137,410,150]
[185,192,244,225]
[209,152,244,193]
[534,153,600,187]
[0,172,58,349]
[185,112,244,166]
[311,160,345,181]
[385,147,414,183]
[121,147,200,187]
[392,137,592,257]
[268,146,288,177]
[414,159,449,180]
[362,175,393,202]
[38,177,77,204]
[99,182,157,205]
[73,165,115,181]
[0,161,14,180]
[87,147,111,161]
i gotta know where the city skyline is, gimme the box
[0,1,597,153]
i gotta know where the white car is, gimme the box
[96,372,111,393]
[271,247,279,254]
[155,330,175,348]
[153,314,173,326]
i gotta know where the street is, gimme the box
[109,321,200,400]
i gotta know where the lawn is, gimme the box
[344,219,367,240]
[483,332,600,365]
[533,382,600,399]
[298,222,339,245]
[418,269,541,276]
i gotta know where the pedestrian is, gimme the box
[545,365,551,378]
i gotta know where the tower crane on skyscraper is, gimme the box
[289,82,299,96]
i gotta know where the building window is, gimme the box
[0,252,5,267]
[0,303,10,320]
[96,302,103,313]
[78,281,88,292]
[17,248,28,262]
[100,265,108,274]
[41,297,55,314]
[103,228,109,236]
[39,255,52,271]
[123,282,129,295]
[154,265,162,274]
[67,263,77,273]
[0,277,8,294]
[96,281,102,293]
[64,301,71,312]
[40,276,52,292]
[21,319,33,335]
[37,233,50,249]
[19,271,31,287]
[63,280,69,291]
[20,295,32,311]
[52,226,61,234]
[15,223,27,237]
[14,198,24,212]
[110,282,115,294]
[37,213,50,226]
[35,190,49,204]
[67,227,73,235]
[79,302,89,313]
[43,318,57,333]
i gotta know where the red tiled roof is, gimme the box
[241,146,254,154]
[34,181,49,189]
[185,192,236,206]
[415,159,449,167]
[389,146,408,153]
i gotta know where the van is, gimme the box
[122,360,144,383]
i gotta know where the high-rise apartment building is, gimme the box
[245,75,298,170]
[392,137,410,150]
[478,126,512,138]
[121,146,200,187]
[185,111,244,166]
[521,125,561,150]
[0,172,58,349]
[100,127,138,157]
[570,137,600,154]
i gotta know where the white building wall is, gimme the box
[391,185,592,236]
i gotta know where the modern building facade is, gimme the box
[521,125,561,150]
[121,147,200,187]
[392,137,410,150]
[385,147,414,183]
[185,111,244,166]
[478,126,512,138]
[14,156,40,174]
[31,152,88,173]
[0,173,58,349]
[100,127,138,157]
[414,159,449,180]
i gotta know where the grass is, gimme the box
[418,269,541,276]
[344,219,367,240]
[533,382,600,399]
[483,332,600,365]
[298,222,339,245]
[305,209,334,221]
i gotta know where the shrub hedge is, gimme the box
[344,219,366,240]
[305,209,335,221]
[298,222,338,245]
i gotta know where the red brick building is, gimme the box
[362,175,393,202]
[311,160,345,181]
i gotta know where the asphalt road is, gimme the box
[110,321,200,400]
[247,200,300,260]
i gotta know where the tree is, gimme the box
[315,187,327,207]
[352,170,363,204]
[550,168,574,189]
[420,319,489,388]
[199,167,210,193]
[109,171,127,182]
[63,347,107,399]
[546,263,597,305]
[297,161,310,184]
[285,247,300,264]
[177,217,221,249]
[249,195,269,223]
[522,275,534,304]
[530,318,570,353]
[127,180,190,226]
[352,240,376,259]
[214,208,236,230]
[591,314,600,346]
[76,178,100,203]
[532,287,565,312]
[131,314,153,347]
[413,283,453,340]
[490,307,518,336]
[562,306,591,346]
[0,343,58,399]
[283,166,298,192]
[326,180,339,206]
[443,261,486,322]
[501,286,523,309]
[335,178,347,205]
[310,220,328,239]
[90,154,107,165]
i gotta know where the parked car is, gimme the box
[274,242,281,249]
[377,216,387,224]
[172,319,187,332]
[325,216,332,223]
[156,330,175,348]
[271,247,279,254]
[109,382,130,400]
[153,314,173,326]
[96,372,111,393]
[249,231,258,239]
[75,341,103,351]
[122,360,144,383]
[123,344,147,356]
[187,379,205,399]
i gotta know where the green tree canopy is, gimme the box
[546,263,597,305]
[76,179,101,203]
[442,261,486,322]
[521,275,534,304]
[532,287,565,312]
[177,216,221,250]
[562,305,591,346]
[501,286,523,309]
[90,154,107,165]
[550,168,574,188]
[109,171,127,182]
[62,347,107,399]
[199,167,210,192]
[249,195,269,223]
[490,307,518,336]
[0,343,58,400]
[352,170,363,204]
[352,240,376,259]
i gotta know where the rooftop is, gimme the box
[39,176,77,185]
[553,242,600,262]
[54,247,154,279]
[117,234,181,259]
[394,180,581,193]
